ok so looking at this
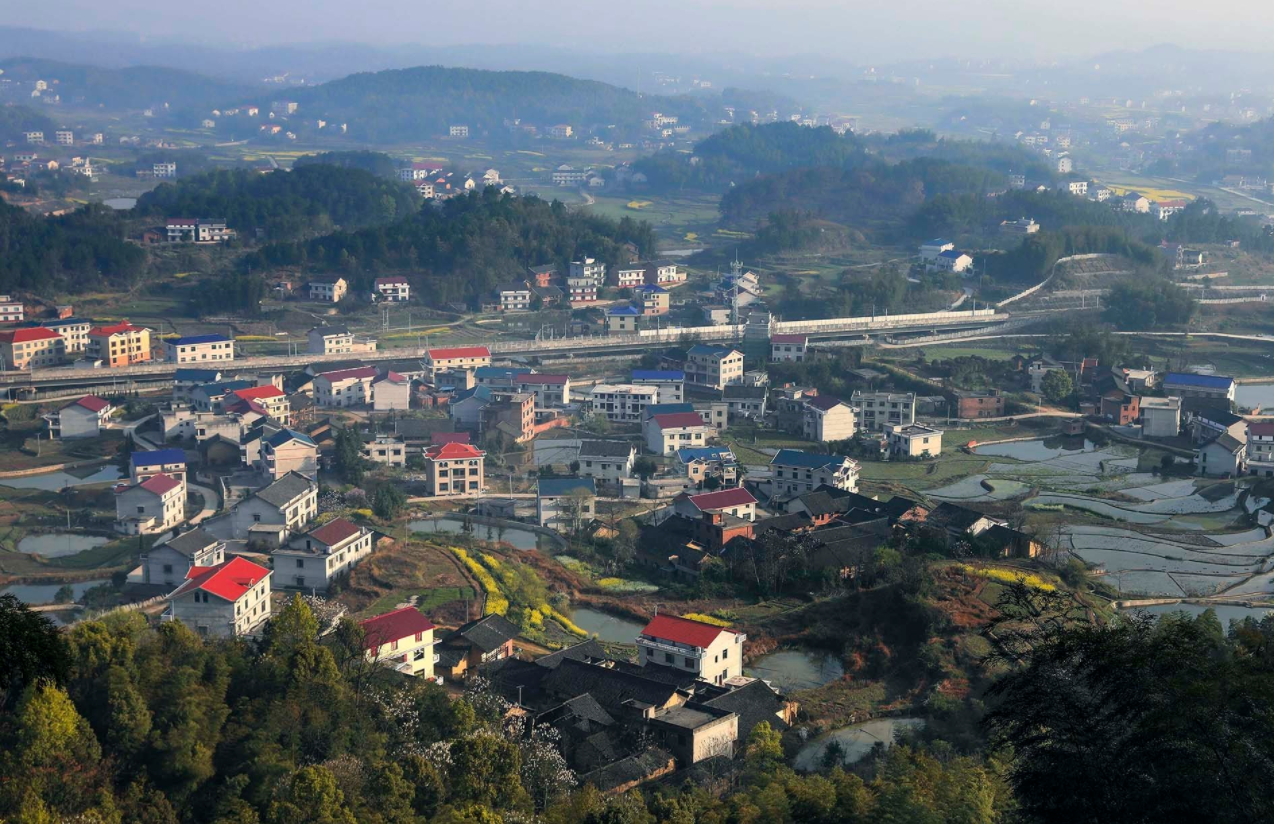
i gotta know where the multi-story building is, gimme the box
[164,556,272,638]
[130,448,187,489]
[569,257,606,285]
[548,124,574,139]
[272,518,374,592]
[420,441,485,496]
[362,436,407,467]
[164,218,235,243]
[449,125,469,137]
[43,395,113,439]
[644,411,709,455]
[676,446,739,488]
[1162,372,1236,402]
[567,274,599,303]
[552,166,588,186]
[850,391,916,433]
[767,450,860,496]
[1141,396,1182,439]
[373,372,412,411]
[616,263,647,288]
[632,370,684,403]
[0,327,64,369]
[954,389,1004,419]
[803,396,857,442]
[424,346,491,381]
[517,373,570,408]
[590,383,660,423]
[304,326,375,356]
[606,305,641,333]
[257,428,319,480]
[115,473,185,535]
[646,260,685,286]
[23,131,44,144]
[153,162,177,178]
[314,366,378,407]
[634,284,670,315]
[308,277,348,303]
[577,440,637,485]
[770,333,809,363]
[398,162,441,181]
[226,472,317,546]
[685,345,744,390]
[496,282,533,312]
[481,391,535,443]
[54,130,74,145]
[164,334,234,364]
[1247,422,1274,477]
[0,295,24,323]
[22,317,89,356]
[537,477,595,532]
[142,528,224,588]
[229,385,291,424]
[359,607,437,678]
[886,424,944,458]
[374,276,410,302]
[637,613,746,686]
[88,321,151,367]
[1100,393,1141,426]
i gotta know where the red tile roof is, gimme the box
[318,366,378,382]
[651,412,706,429]
[431,432,471,445]
[424,441,485,460]
[231,385,285,401]
[1249,422,1274,437]
[89,321,145,336]
[687,487,757,511]
[138,473,182,496]
[427,346,491,360]
[770,334,808,344]
[0,327,62,344]
[359,606,436,651]
[225,399,268,416]
[307,517,362,546]
[640,613,735,648]
[66,395,110,412]
[517,373,569,385]
[171,556,270,602]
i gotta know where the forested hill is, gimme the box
[0,104,55,143]
[0,200,146,294]
[283,65,709,143]
[245,187,656,307]
[133,166,419,242]
[0,58,255,112]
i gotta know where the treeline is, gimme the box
[244,188,657,307]
[910,188,1153,242]
[0,57,253,113]
[134,166,419,242]
[984,226,1165,283]
[0,201,147,294]
[293,150,402,180]
[1164,198,1274,252]
[285,66,710,143]
[0,104,55,143]
[1102,280,1196,330]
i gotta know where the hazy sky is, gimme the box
[13,0,1274,63]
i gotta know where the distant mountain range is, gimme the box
[0,57,255,113]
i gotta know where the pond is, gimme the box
[745,650,846,691]
[570,608,644,644]
[0,578,109,605]
[974,438,1097,461]
[1236,383,1274,411]
[1130,602,1273,624]
[17,533,110,558]
[408,515,552,551]
[102,197,137,210]
[794,717,927,771]
[0,465,123,490]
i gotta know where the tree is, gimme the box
[266,766,358,824]
[611,521,639,573]
[373,484,407,520]
[0,682,109,819]
[1040,368,1073,405]
[632,457,658,480]
[744,721,784,776]
[0,594,68,708]
[334,428,366,485]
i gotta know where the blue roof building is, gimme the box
[644,402,695,419]
[131,448,187,467]
[263,428,316,448]
[168,334,230,346]
[607,305,641,316]
[677,446,737,464]
[1164,372,1235,391]
[537,477,596,497]
[770,449,845,470]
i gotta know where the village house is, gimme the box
[606,305,642,334]
[272,518,374,592]
[143,528,225,587]
[1162,372,1236,403]
[224,472,317,546]
[674,487,757,523]
[435,614,520,681]
[164,556,272,638]
[645,411,709,455]
[886,424,944,458]
[496,282,534,312]
[88,321,151,367]
[359,607,437,679]
[43,395,112,439]
[920,238,955,261]
[954,390,1004,419]
[634,284,670,315]
[850,391,916,433]
[803,396,857,442]
[932,249,974,274]
[1140,396,1182,438]
[22,316,92,354]
[723,385,768,421]
[115,473,185,535]
[481,391,535,443]
[1100,393,1141,425]
[424,345,491,381]
[307,326,357,355]
[537,477,596,532]
[637,614,746,686]
[165,218,234,243]
[130,448,187,489]
[577,440,637,486]
[374,276,411,302]
[646,260,686,286]
[632,370,685,402]
[676,446,739,489]
[590,383,660,423]
[685,345,744,390]
[362,435,407,467]
[517,373,570,408]
[770,334,809,362]
[164,334,234,364]
[0,327,65,369]
[230,385,290,424]
[191,380,255,413]
[314,366,378,407]
[767,450,860,496]
[1247,422,1274,477]
[0,295,24,323]
[372,371,412,411]
[257,428,319,480]
[1197,434,1246,478]
[308,277,348,303]
[616,263,647,288]
[420,441,485,496]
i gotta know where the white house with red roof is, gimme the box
[644,411,709,456]
[424,346,491,381]
[314,366,378,407]
[373,371,412,411]
[360,607,438,678]
[0,326,65,369]
[770,333,809,363]
[229,385,290,424]
[164,556,272,638]
[374,276,411,302]
[271,517,373,592]
[516,373,571,408]
[43,395,112,439]
[421,441,485,496]
[1248,421,1274,477]
[637,613,746,686]
[673,487,758,523]
[115,473,186,535]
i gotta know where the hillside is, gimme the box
[0,57,255,112]
[0,200,147,294]
[0,104,55,143]
[280,65,710,143]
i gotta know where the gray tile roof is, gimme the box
[578,440,635,459]
[253,471,314,508]
[157,527,219,558]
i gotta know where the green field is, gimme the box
[582,192,722,245]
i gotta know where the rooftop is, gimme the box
[686,487,757,511]
[359,607,435,651]
[156,528,219,558]
[651,412,706,430]
[427,345,491,360]
[640,613,736,648]
[770,334,808,344]
[538,477,596,497]
[318,366,378,382]
[518,373,569,385]
[424,441,485,460]
[306,517,362,547]
[579,440,635,458]
[1164,372,1235,390]
[770,449,850,470]
[171,556,270,602]
[632,370,685,382]
[131,448,186,467]
[253,471,314,508]
[64,395,110,412]
[169,334,230,346]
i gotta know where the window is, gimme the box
[685,656,694,668]
[295,559,304,568]
[665,652,673,664]
[722,648,728,659]
[163,564,173,573]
